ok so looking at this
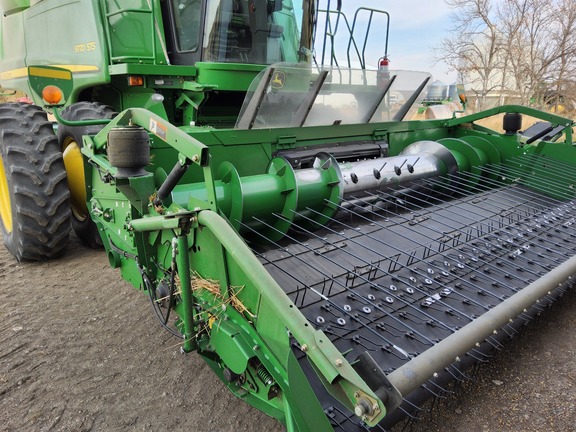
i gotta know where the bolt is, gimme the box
[335,358,343,367]
[354,404,366,417]
[301,344,308,352]
[192,154,199,163]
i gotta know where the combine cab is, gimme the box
[0,1,575,430]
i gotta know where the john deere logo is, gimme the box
[271,71,285,89]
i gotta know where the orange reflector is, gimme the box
[42,85,63,104]
[128,76,144,86]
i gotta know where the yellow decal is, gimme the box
[0,65,100,81]
[29,67,72,80]
[271,71,286,89]
[74,41,97,53]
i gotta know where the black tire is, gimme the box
[0,103,71,261]
[57,102,116,248]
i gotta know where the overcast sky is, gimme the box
[324,0,457,83]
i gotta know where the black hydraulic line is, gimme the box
[525,125,556,144]
[154,158,192,207]
[138,263,184,339]
[163,240,178,326]
[392,76,430,121]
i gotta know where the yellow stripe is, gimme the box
[0,68,27,80]
[0,64,99,81]
[28,67,72,80]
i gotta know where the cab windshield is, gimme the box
[202,0,305,64]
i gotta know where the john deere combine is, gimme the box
[1,1,575,430]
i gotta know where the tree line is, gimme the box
[436,0,576,111]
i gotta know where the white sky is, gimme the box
[318,0,458,84]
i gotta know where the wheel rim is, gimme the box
[62,137,89,221]
[0,153,13,232]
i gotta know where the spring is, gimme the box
[257,364,274,386]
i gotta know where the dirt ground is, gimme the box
[1,232,575,432]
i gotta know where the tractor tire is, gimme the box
[0,103,71,261]
[57,102,116,249]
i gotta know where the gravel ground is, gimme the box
[1,232,575,431]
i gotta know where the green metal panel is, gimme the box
[103,0,166,64]
[195,62,266,91]
[0,0,109,104]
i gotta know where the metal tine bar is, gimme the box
[397,398,427,418]
[480,170,575,226]
[384,178,576,264]
[356,186,540,276]
[291,208,505,324]
[286,209,488,322]
[374,187,559,280]
[457,171,575,229]
[422,178,576,260]
[521,152,576,175]
[427,379,454,395]
[482,161,576,201]
[449,166,575,230]
[355,190,546,288]
[241,221,436,352]
[507,154,576,186]
[247,217,443,347]
[451,170,557,209]
[421,383,447,399]
[460,167,567,207]
[484,335,505,350]
[362,189,560,318]
[277,216,483,331]
[421,175,576,258]
[464,348,493,363]
[446,363,474,382]
[297,211,524,344]
[295,213,528,365]
[460,166,567,219]
[498,154,576,189]
[336,197,531,310]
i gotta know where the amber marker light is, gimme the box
[42,85,63,104]
[128,75,144,86]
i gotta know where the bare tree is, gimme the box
[436,0,576,112]
[434,0,503,110]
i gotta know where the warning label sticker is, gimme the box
[150,118,167,141]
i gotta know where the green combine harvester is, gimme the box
[1,1,575,430]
